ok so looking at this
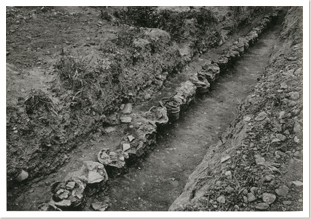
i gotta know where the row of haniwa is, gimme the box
[39,10,279,211]
[163,10,278,121]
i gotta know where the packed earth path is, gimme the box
[101,23,282,211]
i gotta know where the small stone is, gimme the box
[292,107,302,116]
[244,115,252,122]
[225,171,232,179]
[288,100,297,107]
[54,199,71,207]
[58,190,70,199]
[284,130,290,135]
[254,154,265,165]
[271,138,281,145]
[250,187,257,194]
[247,193,256,202]
[293,122,302,135]
[291,181,303,187]
[66,181,75,190]
[280,82,288,89]
[275,151,286,158]
[294,151,300,157]
[255,112,267,121]
[221,155,231,163]
[217,195,225,204]
[56,189,64,195]
[243,195,248,203]
[283,201,292,205]
[122,103,133,114]
[275,185,289,196]
[234,205,239,210]
[286,56,297,61]
[144,93,151,100]
[215,181,222,186]
[88,171,105,184]
[127,135,135,142]
[279,111,286,119]
[104,126,116,133]
[120,116,132,123]
[225,186,234,193]
[255,203,269,210]
[294,136,300,143]
[16,170,29,182]
[276,134,286,141]
[122,143,131,151]
[82,161,108,184]
[289,91,300,100]
[294,68,302,75]
[262,193,276,204]
[91,202,109,211]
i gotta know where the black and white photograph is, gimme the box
[3,1,309,218]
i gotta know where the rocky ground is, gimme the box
[170,7,303,211]
[6,6,303,211]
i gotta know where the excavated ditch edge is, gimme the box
[38,9,280,211]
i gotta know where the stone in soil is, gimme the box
[283,201,292,205]
[15,169,29,182]
[225,171,232,179]
[294,136,300,143]
[264,175,275,182]
[120,116,132,123]
[104,126,116,133]
[289,91,300,100]
[83,161,108,184]
[66,181,75,190]
[254,154,265,165]
[262,193,276,205]
[217,195,226,204]
[221,155,231,163]
[122,143,131,151]
[254,111,267,121]
[275,185,289,196]
[122,103,133,114]
[127,135,135,142]
[144,93,151,100]
[91,202,109,211]
[225,186,234,194]
[247,193,256,202]
[255,203,269,210]
[291,181,303,187]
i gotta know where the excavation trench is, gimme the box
[98,23,283,211]
[10,11,283,211]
